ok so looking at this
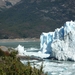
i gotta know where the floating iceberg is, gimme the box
[40,21,75,61]
[15,44,26,55]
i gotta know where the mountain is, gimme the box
[0,0,75,39]
[0,0,21,9]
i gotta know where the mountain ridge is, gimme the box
[0,0,75,39]
[0,0,21,9]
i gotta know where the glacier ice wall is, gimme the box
[40,21,75,61]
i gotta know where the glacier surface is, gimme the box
[40,21,75,61]
[16,21,75,61]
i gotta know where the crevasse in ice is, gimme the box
[40,21,75,61]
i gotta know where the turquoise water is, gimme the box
[0,41,75,75]
[0,41,40,48]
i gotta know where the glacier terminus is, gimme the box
[16,21,75,61]
[40,21,75,61]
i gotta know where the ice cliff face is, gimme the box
[40,21,75,61]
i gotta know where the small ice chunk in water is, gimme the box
[16,44,26,55]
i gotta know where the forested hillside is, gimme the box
[0,0,75,38]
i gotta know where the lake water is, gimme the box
[0,40,75,75]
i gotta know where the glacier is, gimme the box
[40,21,75,61]
[16,21,75,61]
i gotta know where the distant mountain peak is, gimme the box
[0,0,21,8]
[0,0,75,38]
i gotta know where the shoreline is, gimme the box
[0,38,40,42]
